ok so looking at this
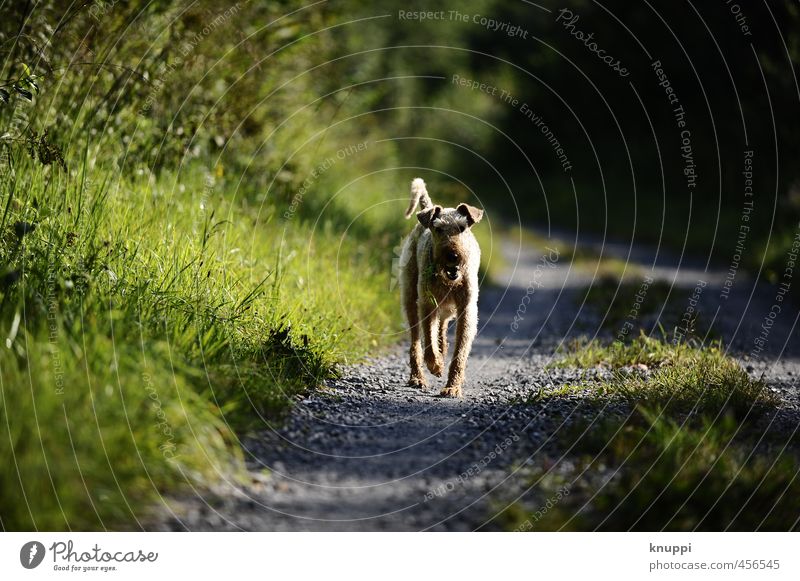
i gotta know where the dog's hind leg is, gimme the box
[440,297,477,398]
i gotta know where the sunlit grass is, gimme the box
[553,332,713,369]
[502,409,800,531]
[0,329,244,530]
[548,334,777,417]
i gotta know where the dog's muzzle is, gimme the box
[443,250,461,280]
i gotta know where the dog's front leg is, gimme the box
[407,310,427,388]
[419,300,444,377]
[440,298,477,398]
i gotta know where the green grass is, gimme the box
[549,334,777,417]
[0,329,244,530]
[503,335,795,531]
[0,9,510,526]
[548,353,776,418]
[0,136,503,530]
[0,145,410,529]
[553,332,714,369]
[502,409,800,531]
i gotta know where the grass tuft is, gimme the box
[554,332,715,369]
[549,334,778,417]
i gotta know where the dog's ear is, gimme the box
[457,203,484,227]
[417,205,442,228]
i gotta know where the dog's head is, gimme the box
[417,203,483,283]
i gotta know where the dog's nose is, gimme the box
[446,269,459,280]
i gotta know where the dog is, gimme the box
[399,178,483,398]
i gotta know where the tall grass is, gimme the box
[0,1,420,529]
[0,330,243,530]
[0,139,407,528]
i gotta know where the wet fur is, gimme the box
[399,178,483,397]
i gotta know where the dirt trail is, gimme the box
[157,233,800,531]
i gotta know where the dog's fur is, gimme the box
[399,178,483,398]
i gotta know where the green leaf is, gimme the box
[17,63,31,79]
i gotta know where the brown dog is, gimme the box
[399,178,483,397]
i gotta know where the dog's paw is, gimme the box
[408,376,428,389]
[424,352,444,377]
[439,385,463,398]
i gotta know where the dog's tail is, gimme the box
[404,178,432,219]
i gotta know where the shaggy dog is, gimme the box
[399,178,483,397]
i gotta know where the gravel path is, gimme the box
[158,232,800,531]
